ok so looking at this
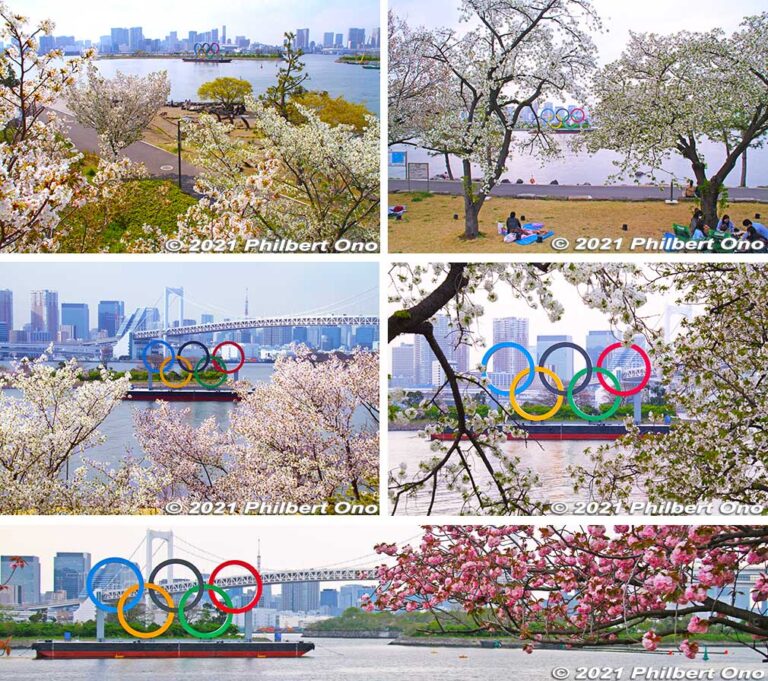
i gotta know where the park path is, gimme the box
[390,179,768,203]
[47,103,202,196]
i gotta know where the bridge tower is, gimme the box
[146,529,174,583]
[164,287,184,335]
[663,304,693,343]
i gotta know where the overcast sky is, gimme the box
[391,0,765,64]
[0,262,378,327]
[2,521,418,592]
[17,0,379,46]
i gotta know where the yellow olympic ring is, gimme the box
[159,355,194,389]
[117,583,175,639]
[509,367,564,421]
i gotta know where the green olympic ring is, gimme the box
[566,366,622,422]
[177,584,234,639]
[193,355,228,389]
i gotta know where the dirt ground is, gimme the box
[388,193,767,254]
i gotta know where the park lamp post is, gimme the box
[177,116,192,189]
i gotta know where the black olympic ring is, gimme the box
[177,341,211,373]
[537,342,593,397]
[147,558,205,614]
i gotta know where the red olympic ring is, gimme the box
[596,342,652,397]
[570,107,586,124]
[207,560,263,614]
[212,341,245,374]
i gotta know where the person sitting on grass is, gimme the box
[742,219,768,241]
[505,211,522,234]
[684,180,696,198]
[689,210,708,239]
[716,214,736,233]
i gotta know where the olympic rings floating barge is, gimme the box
[126,387,241,402]
[32,640,315,659]
[430,423,670,441]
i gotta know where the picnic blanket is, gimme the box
[510,230,555,246]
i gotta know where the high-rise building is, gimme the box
[338,584,373,610]
[38,35,55,54]
[320,326,342,351]
[128,27,143,51]
[369,27,381,48]
[295,28,310,50]
[320,588,338,609]
[536,334,574,384]
[53,552,92,599]
[586,330,617,367]
[0,555,41,605]
[281,581,319,612]
[30,290,59,340]
[491,317,530,376]
[292,326,308,345]
[98,300,125,337]
[413,315,469,386]
[354,326,376,349]
[0,289,12,342]
[111,27,129,52]
[347,28,366,49]
[61,303,90,340]
[222,25,226,43]
[335,33,344,48]
[391,343,415,386]
[211,28,219,43]
[323,32,334,48]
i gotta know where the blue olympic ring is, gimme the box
[141,339,176,373]
[481,342,536,397]
[86,557,144,614]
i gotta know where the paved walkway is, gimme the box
[390,179,768,203]
[47,105,202,195]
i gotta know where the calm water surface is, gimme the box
[389,431,641,514]
[92,55,380,113]
[1,639,760,681]
[391,137,768,186]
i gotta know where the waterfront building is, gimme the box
[491,317,530,375]
[110,27,129,52]
[281,581,319,613]
[38,34,55,54]
[320,326,342,351]
[98,300,125,337]
[536,334,574,384]
[323,32,334,48]
[61,303,90,340]
[586,330,616,367]
[413,314,468,386]
[0,289,12,341]
[53,552,91,599]
[295,28,310,50]
[338,584,373,610]
[335,33,344,48]
[128,27,143,51]
[347,28,366,49]
[0,555,41,605]
[391,343,415,387]
[30,290,59,340]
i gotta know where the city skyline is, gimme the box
[0,263,378,329]
[388,269,685,366]
[0,524,413,595]
[18,0,379,48]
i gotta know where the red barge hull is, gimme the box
[430,424,670,442]
[33,640,314,659]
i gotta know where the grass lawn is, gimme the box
[60,178,197,253]
[388,192,767,253]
